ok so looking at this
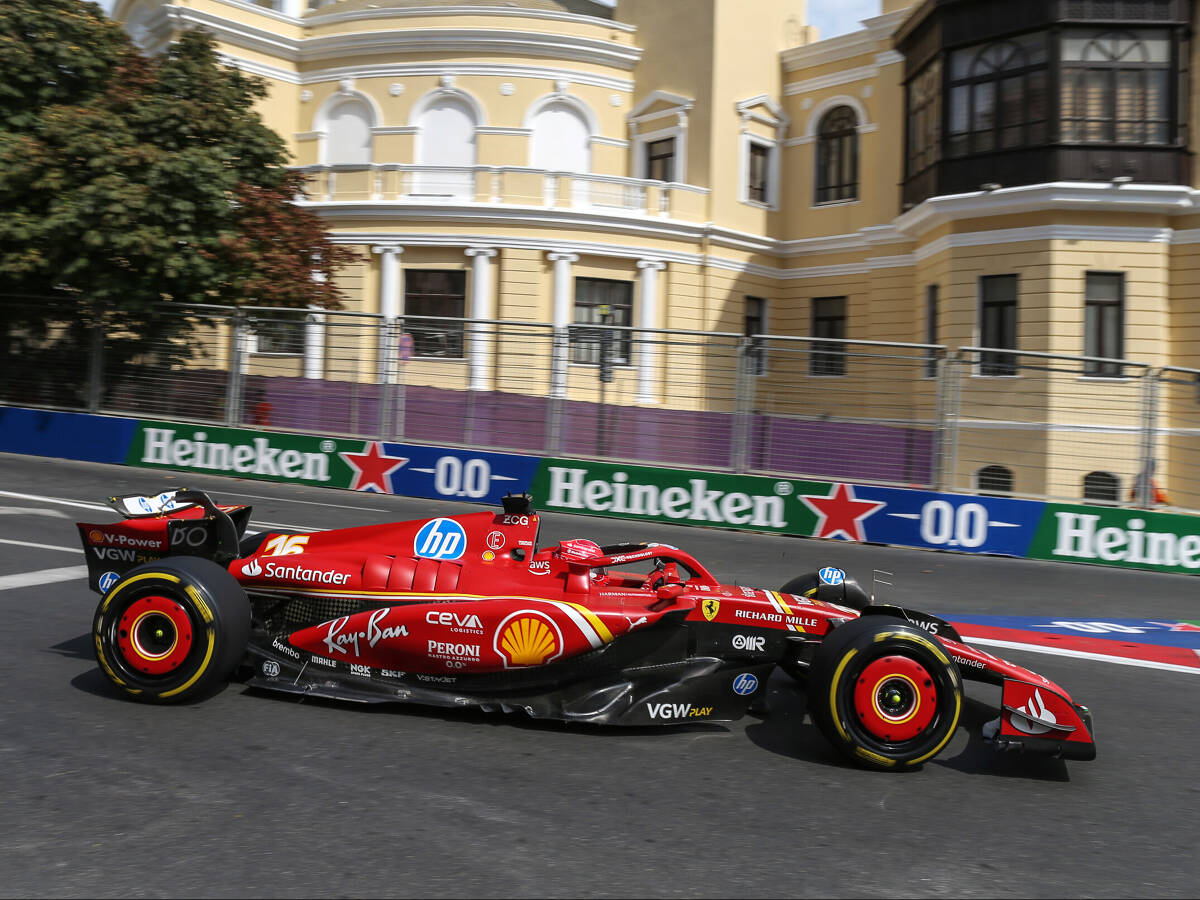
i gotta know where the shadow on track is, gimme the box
[933,696,1071,781]
[49,633,93,660]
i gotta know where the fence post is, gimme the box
[226,310,248,427]
[378,317,404,441]
[545,328,566,455]
[730,337,753,472]
[932,351,961,492]
[86,301,104,413]
[1136,369,1162,507]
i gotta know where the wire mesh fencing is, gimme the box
[1,296,1193,511]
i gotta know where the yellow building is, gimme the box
[111,0,1200,509]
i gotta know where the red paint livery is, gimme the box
[79,489,1095,770]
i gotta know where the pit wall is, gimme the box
[4,405,1198,577]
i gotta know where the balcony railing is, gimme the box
[295,164,711,223]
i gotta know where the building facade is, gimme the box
[112,0,1200,508]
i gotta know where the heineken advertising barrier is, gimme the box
[5,405,1200,577]
[529,460,1200,575]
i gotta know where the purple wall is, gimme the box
[252,376,934,485]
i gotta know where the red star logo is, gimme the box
[339,441,408,493]
[800,483,886,542]
[1151,621,1200,632]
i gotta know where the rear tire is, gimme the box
[93,557,250,704]
[807,616,962,770]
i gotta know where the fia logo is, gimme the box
[261,660,280,677]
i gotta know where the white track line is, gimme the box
[0,539,81,554]
[0,507,67,518]
[0,566,89,591]
[966,636,1200,676]
[0,490,110,511]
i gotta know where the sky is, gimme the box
[94,1,883,40]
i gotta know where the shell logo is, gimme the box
[495,610,563,668]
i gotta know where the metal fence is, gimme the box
[2,298,1195,512]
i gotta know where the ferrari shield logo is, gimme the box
[702,598,720,621]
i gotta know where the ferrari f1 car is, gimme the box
[78,489,1096,770]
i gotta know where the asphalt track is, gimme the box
[1,452,1197,899]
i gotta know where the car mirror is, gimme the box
[655,583,686,601]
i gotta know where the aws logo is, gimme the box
[494,610,563,668]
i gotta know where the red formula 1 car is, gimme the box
[78,489,1095,770]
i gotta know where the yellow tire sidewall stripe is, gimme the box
[834,629,962,767]
[96,571,217,699]
[159,628,216,699]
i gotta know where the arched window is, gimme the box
[976,465,1013,496]
[947,33,1048,156]
[415,95,478,198]
[530,101,591,173]
[1061,30,1171,145]
[1083,471,1120,504]
[325,98,373,166]
[815,106,858,204]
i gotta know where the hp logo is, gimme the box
[732,673,759,696]
[414,518,467,561]
[818,566,845,586]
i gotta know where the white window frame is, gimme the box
[633,125,685,183]
[735,96,788,210]
[628,90,693,184]
[740,133,780,208]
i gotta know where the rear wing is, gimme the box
[78,488,252,594]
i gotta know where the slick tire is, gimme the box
[776,572,870,686]
[807,616,962,771]
[92,557,251,704]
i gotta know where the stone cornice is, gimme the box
[781,8,909,72]
[136,5,641,71]
[304,4,636,33]
[895,182,1199,239]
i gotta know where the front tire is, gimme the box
[93,557,250,703]
[807,616,962,770]
[779,572,872,611]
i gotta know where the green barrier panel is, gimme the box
[530,459,828,534]
[1029,504,1200,575]
[127,421,363,487]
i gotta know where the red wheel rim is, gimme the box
[116,595,194,675]
[853,654,938,742]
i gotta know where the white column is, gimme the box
[373,244,404,383]
[281,0,308,19]
[547,251,579,399]
[636,259,665,404]
[304,304,325,380]
[465,247,497,391]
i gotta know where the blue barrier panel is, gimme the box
[0,407,136,464]
[847,485,1045,557]
[379,442,542,505]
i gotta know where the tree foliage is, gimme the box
[0,1,355,406]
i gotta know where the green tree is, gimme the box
[0,1,354,408]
